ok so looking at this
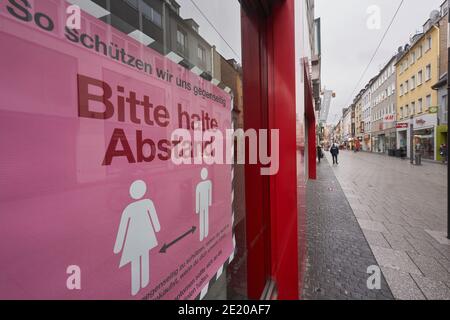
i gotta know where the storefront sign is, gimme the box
[414,113,437,130]
[396,123,409,129]
[383,114,396,123]
[416,118,426,126]
[0,0,233,299]
[428,106,438,114]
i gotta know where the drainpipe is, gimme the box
[447,0,450,239]
[410,115,414,164]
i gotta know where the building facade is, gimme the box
[362,79,375,151]
[395,13,441,160]
[371,55,398,153]
[342,107,352,148]
[354,90,364,149]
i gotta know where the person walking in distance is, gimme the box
[317,144,323,163]
[330,143,339,165]
[440,144,447,164]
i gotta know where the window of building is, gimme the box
[411,52,416,64]
[176,28,187,56]
[400,84,404,96]
[125,0,139,10]
[411,76,416,90]
[405,80,409,93]
[426,36,432,51]
[418,45,423,58]
[197,45,206,64]
[418,98,423,113]
[425,64,431,81]
[411,101,416,114]
[141,2,162,27]
[400,106,404,118]
[426,94,432,110]
[418,70,423,85]
[125,0,162,28]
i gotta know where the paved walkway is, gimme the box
[327,150,449,300]
[302,157,393,300]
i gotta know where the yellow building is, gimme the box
[395,18,441,160]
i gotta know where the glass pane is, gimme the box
[0,0,244,300]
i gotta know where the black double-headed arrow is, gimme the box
[159,226,196,253]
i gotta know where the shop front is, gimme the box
[437,125,448,162]
[372,133,384,153]
[414,128,435,160]
[413,114,438,160]
[363,134,371,152]
[396,122,409,157]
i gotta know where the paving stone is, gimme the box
[362,230,390,248]
[403,226,436,242]
[357,219,388,233]
[406,237,446,260]
[371,246,421,275]
[435,257,450,273]
[410,274,450,300]
[383,223,413,238]
[352,209,371,220]
[381,268,425,300]
[383,233,417,253]
[407,253,450,283]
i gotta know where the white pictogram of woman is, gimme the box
[113,180,161,296]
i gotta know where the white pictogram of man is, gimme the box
[196,168,212,242]
[113,180,161,296]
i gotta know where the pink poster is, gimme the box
[0,0,233,299]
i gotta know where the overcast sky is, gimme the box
[316,0,446,124]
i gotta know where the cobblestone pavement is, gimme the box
[327,150,450,300]
[302,157,393,300]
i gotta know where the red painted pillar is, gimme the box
[242,0,299,300]
[267,0,299,299]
